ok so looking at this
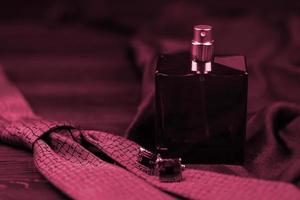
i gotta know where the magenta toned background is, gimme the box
[0,0,300,199]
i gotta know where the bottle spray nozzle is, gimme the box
[191,25,214,63]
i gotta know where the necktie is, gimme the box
[0,68,299,200]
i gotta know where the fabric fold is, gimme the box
[0,67,171,200]
[33,129,171,200]
[124,9,300,190]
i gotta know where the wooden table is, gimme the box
[0,22,140,199]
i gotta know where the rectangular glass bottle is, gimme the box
[155,25,247,164]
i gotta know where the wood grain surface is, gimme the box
[0,21,140,199]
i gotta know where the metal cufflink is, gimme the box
[136,147,158,175]
[137,147,185,182]
[156,157,185,182]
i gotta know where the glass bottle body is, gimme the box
[155,52,247,164]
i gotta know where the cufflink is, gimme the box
[136,147,185,182]
[136,147,158,175]
[156,157,184,182]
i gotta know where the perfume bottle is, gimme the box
[155,25,247,164]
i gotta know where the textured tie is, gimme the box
[0,68,299,200]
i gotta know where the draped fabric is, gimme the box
[125,3,300,197]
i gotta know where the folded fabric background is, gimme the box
[126,2,300,189]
